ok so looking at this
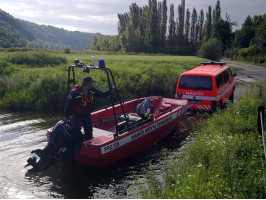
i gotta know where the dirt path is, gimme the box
[223,61,266,101]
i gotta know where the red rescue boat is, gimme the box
[75,96,188,167]
[46,60,188,167]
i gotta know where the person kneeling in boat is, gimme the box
[64,76,113,149]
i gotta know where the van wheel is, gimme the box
[220,101,225,109]
[229,91,234,103]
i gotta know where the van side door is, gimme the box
[215,72,226,105]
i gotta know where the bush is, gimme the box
[198,38,222,61]
[0,67,67,111]
[64,47,71,54]
[239,48,249,58]
[247,45,263,56]
[6,51,67,67]
[0,60,14,76]
[239,45,263,58]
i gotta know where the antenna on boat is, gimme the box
[92,56,95,67]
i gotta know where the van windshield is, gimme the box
[179,76,212,91]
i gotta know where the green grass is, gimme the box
[130,81,266,199]
[0,50,206,112]
[6,51,67,67]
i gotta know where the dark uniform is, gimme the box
[64,78,111,143]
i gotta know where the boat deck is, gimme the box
[93,127,114,138]
[91,98,188,140]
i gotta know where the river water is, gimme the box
[0,110,191,198]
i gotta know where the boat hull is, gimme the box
[75,97,188,167]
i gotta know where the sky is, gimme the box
[0,0,265,35]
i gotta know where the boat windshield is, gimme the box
[179,76,212,91]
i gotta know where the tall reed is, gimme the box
[0,52,206,112]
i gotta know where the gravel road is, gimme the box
[224,61,266,101]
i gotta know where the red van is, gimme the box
[175,62,235,111]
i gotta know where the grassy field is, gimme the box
[0,50,206,112]
[131,81,266,199]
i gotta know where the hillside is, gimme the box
[0,9,34,48]
[0,9,98,50]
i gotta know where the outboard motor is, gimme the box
[25,120,75,173]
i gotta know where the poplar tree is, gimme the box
[168,4,176,48]
[129,3,140,30]
[176,4,184,38]
[198,9,204,42]
[215,0,221,21]
[117,13,129,34]
[190,8,197,44]
[184,9,190,41]
[213,0,221,23]
[204,6,212,41]
[158,0,167,49]
[148,0,158,51]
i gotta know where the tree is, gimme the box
[158,0,167,49]
[212,19,232,53]
[117,13,129,34]
[204,6,212,41]
[212,0,221,24]
[184,9,190,41]
[129,3,140,30]
[176,4,184,38]
[148,0,159,51]
[255,14,266,42]
[243,15,253,27]
[198,9,204,42]
[198,38,222,60]
[234,28,255,48]
[168,4,176,48]
[190,8,197,44]
[233,15,256,48]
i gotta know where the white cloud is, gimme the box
[60,15,86,21]
[88,14,118,23]
[0,0,265,35]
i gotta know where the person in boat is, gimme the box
[64,76,113,146]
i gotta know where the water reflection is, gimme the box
[0,110,191,198]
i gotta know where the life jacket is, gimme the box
[71,84,94,115]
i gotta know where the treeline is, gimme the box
[19,20,99,50]
[87,0,229,56]
[0,9,98,50]
[87,0,265,62]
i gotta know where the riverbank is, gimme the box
[131,80,266,198]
